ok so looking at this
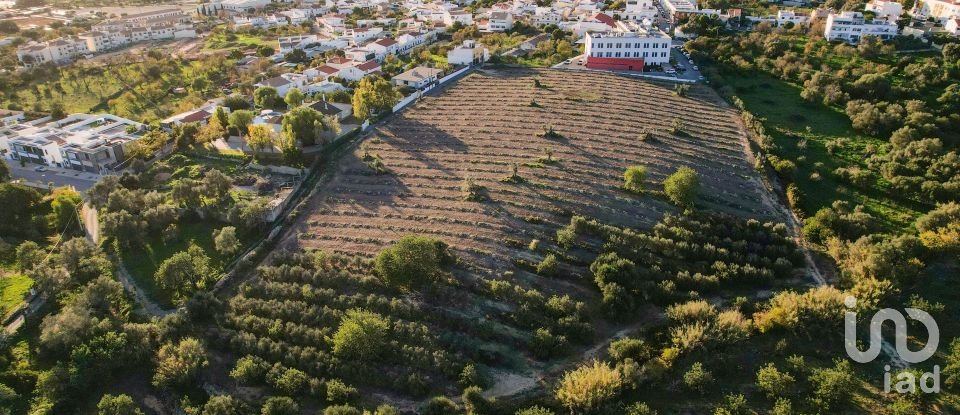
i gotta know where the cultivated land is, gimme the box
[289,68,781,270]
[214,69,789,404]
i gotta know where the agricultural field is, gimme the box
[210,68,795,408]
[0,274,32,319]
[289,68,781,269]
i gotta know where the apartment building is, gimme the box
[824,11,898,43]
[584,21,672,71]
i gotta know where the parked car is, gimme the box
[688,59,694,65]
[665,68,676,74]
[563,59,571,64]
[693,66,699,71]
[576,59,584,65]
[34,166,47,172]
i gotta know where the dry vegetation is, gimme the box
[290,68,779,271]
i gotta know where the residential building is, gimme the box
[367,37,400,59]
[533,8,562,26]
[392,66,442,89]
[307,100,352,120]
[483,11,514,32]
[255,73,310,97]
[659,0,698,22]
[583,21,671,70]
[0,109,24,126]
[777,10,810,26]
[824,11,898,43]
[279,34,319,54]
[160,99,227,130]
[447,39,489,65]
[912,0,960,21]
[572,12,618,36]
[946,17,960,34]
[0,114,144,173]
[865,0,904,18]
[337,60,381,81]
[445,9,474,25]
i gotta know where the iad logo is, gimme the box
[844,296,941,394]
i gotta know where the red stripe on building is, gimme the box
[585,56,645,72]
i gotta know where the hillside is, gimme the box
[207,69,796,409]
[290,68,781,272]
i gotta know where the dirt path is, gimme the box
[116,262,174,317]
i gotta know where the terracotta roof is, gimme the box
[327,57,352,65]
[374,37,398,46]
[591,12,617,28]
[356,60,380,71]
[316,65,340,74]
[181,110,211,123]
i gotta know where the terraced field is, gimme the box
[217,69,789,407]
[289,68,779,273]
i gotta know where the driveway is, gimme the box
[8,163,101,192]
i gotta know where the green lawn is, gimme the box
[120,221,230,307]
[203,32,274,51]
[0,274,33,319]
[719,72,926,231]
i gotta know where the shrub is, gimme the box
[515,407,556,415]
[230,355,269,385]
[536,254,559,277]
[608,338,652,362]
[625,402,658,415]
[623,165,647,193]
[462,386,494,415]
[326,379,359,404]
[665,300,717,323]
[323,405,362,415]
[756,363,795,399]
[374,235,450,289]
[663,167,699,208]
[683,362,713,393]
[555,360,623,414]
[421,396,459,415]
[332,309,389,361]
[260,397,298,415]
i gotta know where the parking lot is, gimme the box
[552,47,704,83]
[8,163,101,192]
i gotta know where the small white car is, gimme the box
[693,66,699,71]
[34,166,47,172]
[563,59,572,64]
[576,59,584,65]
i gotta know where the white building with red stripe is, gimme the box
[583,20,671,71]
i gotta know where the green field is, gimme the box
[719,73,926,231]
[203,32,274,51]
[120,221,229,307]
[0,274,32,319]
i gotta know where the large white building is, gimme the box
[0,114,145,173]
[584,21,671,71]
[823,11,899,43]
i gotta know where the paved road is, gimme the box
[8,163,100,192]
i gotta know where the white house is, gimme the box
[1,114,145,172]
[533,8,562,26]
[0,109,24,126]
[483,12,514,32]
[912,0,960,22]
[345,27,383,45]
[865,0,904,19]
[366,37,400,59]
[255,73,310,97]
[444,9,474,25]
[278,35,318,54]
[391,66,442,89]
[946,17,960,34]
[824,11,899,43]
[776,10,810,26]
[447,39,489,65]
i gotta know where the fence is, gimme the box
[391,65,473,113]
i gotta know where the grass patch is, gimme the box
[719,72,925,231]
[0,274,32,319]
[203,32,273,51]
[120,221,239,307]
